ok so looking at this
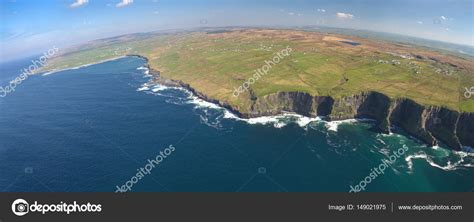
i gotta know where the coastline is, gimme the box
[39,56,128,76]
[144,60,474,153]
[39,54,474,152]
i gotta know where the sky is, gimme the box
[1,0,473,61]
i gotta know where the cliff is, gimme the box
[150,65,473,152]
[247,91,473,151]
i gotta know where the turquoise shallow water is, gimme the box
[0,56,473,192]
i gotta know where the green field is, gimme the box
[41,29,474,113]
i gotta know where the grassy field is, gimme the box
[41,29,474,113]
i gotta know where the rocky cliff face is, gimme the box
[245,91,473,151]
[153,70,472,152]
[249,92,315,117]
[457,113,474,149]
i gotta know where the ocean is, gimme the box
[0,56,473,192]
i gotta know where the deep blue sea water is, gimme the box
[0,56,473,192]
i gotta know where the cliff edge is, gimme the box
[153,68,473,151]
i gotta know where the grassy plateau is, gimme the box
[40,29,474,113]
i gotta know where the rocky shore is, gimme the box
[143,55,473,152]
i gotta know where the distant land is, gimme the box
[39,27,474,151]
[296,26,474,58]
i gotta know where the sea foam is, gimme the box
[138,81,357,130]
[405,151,474,172]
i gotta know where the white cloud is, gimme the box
[288,12,295,16]
[433,16,453,25]
[317,9,326,13]
[416,21,423,25]
[116,0,133,7]
[70,0,88,8]
[336,12,354,20]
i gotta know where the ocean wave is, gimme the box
[180,90,323,129]
[379,132,399,137]
[405,151,474,172]
[151,85,169,92]
[187,95,223,110]
[325,121,340,132]
[136,66,151,77]
[139,83,232,130]
[137,86,150,91]
[138,82,186,93]
[242,115,289,128]
[196,108,225,130]
[223,113,322,128]
[454,150,474,158]
[323,118,373,132]
[296,116,322,127]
